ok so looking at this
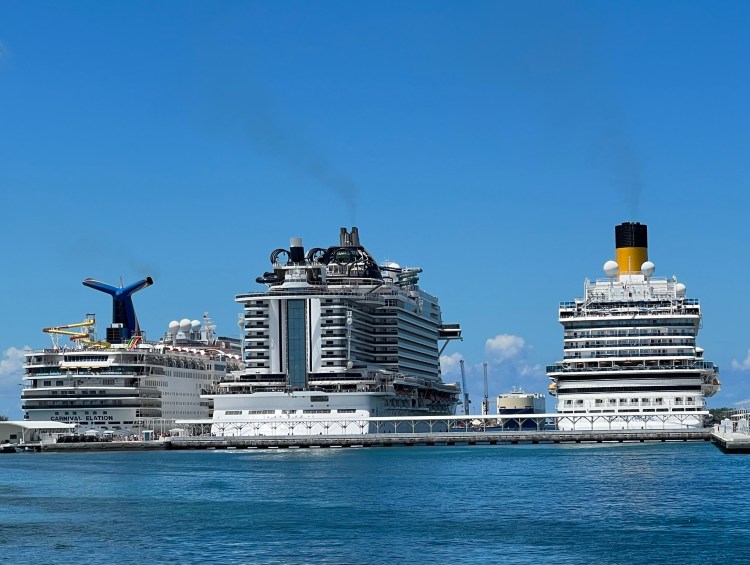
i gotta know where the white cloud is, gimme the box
[517,362,543,377]
[440,352,464,377]
[0,347,25,382]
[0,347,26,419]
[485,334,525,362]
[731,349,750,371]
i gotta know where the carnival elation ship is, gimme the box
[198,227,462,436]
[546,222,720,431]
[21,278,241,434]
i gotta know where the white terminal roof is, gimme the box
[0,421,76,431]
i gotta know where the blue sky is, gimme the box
[1,1,749,417]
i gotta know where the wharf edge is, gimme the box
[36,429,712,451]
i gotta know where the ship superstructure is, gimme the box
[546,222,719,430]
[495,388,546,431]
[201,227,462,435]
[22,278,241,433]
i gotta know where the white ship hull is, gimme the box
[206,390,450,436]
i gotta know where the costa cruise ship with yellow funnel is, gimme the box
[546,222,719,431]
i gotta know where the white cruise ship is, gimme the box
[22,277,242,434]
[546,222,720,431]
[198,227,462,436]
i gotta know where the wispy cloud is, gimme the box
[485,333,544,390]
[0,347,25,381]
[485,334,525,361]
[731,349,750,371]
[0,347,25,418]
[439,352,464,377]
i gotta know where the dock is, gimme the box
[168,429,709,449]
[20,429,717,452]
[710,430,750,453]
[37,440,169,452]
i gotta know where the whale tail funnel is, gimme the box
[82,277,154,342]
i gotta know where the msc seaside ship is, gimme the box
[21,277,241,434]
[191,226,463,436]
[546,222,719,431]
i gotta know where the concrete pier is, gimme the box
[710,431,750,453]
[39,440,168,452]
[168,429,709,450]
[24,429,713,452]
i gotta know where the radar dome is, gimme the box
[191,320,201,331]
[169,321,180,333]
[675,283,686,297]
[179,318,192,332]
[641,261,655,277]
[603,260,619,278]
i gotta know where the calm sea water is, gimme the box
[0,442,747,564]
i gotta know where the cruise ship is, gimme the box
[21,277,241,434]
[546,222,720,430]
[196,227,462,436]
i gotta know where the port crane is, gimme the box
[459,359,471,416]
[482,362,489,415]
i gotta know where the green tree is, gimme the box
[708,407,733,423]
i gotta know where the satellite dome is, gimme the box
[169,320,180,332]
[191,320,201,331]
[675,283,686,297]
[179,318,192,332]
[603,260,619,278]
[641,261,655,277]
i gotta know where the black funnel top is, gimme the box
[615,222,648,249]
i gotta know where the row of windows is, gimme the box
[564,397,696,405]
[223,409,358,415]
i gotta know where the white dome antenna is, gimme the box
[641,261,655,278]
[603,260,619,278]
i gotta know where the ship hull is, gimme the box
[206,390,454,436]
